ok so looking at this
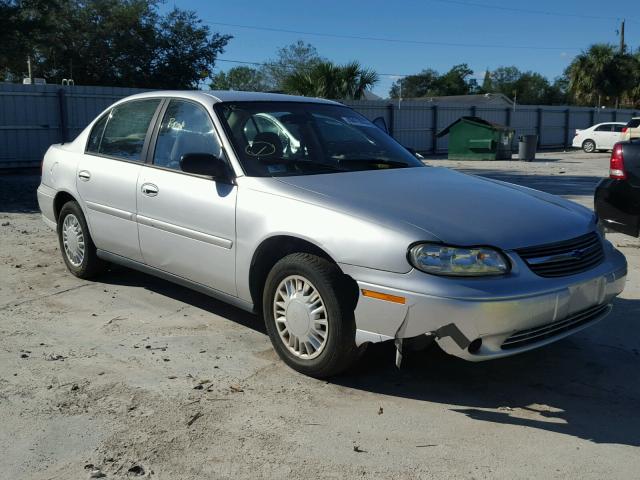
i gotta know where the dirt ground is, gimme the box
[1,150,639,480]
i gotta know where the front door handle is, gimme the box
[141,183,159,197]
[78,170,91,181]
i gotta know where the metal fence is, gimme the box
[0,83,146,168]
[1,83,639,168]
[342,99,640,154]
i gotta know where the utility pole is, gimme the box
[27,55,33,84]
[619,19,625,53]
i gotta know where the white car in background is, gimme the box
[573,122,626,153]
[621,117,640,142]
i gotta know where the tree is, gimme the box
[210,66,268,91]
[151,8,230,88]
[566,44,636,107]
[262,40,324,89]
[282,60,378,100]
[480,69,492,93]
[1,0,231,88]
[389,69,439,98]
[483,66,567,104]
[389,64,477,98]
[434,63,477,96]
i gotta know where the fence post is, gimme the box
[505,107,511,126]
[57,88,69,143]
[564,108,570,150]
[431,105,438,154]
[536,107,543,147]
[590,109,595,126]
[612,110,617,122]
[386,103,394,137]
[470,105,477,117]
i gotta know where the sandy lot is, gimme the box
[1,151,639,479]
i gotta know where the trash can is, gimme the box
[437,116,514,160]
[518,135,538,161]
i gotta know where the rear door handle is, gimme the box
[78,170,91,181]
[141,183,159,197]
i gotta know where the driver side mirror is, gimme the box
[180,153,232,183]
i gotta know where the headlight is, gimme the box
[408,243,509,276]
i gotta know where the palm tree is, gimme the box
[283,61,378,100]
[566,44,636,107]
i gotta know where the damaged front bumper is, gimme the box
[340,241,627,362]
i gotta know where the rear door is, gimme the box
[593,124,615,149]
[77,98,162,262]
[136,99,237,295]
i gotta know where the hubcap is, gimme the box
[62,214,85,267]
[273,275,328,359]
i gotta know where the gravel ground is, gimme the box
[1,150,639,480]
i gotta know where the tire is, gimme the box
[582,139,596,153]
[262,253,359,378]
[57,201,106,279]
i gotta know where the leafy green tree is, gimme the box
[151,8,230,88]
[389,69,439,98]
[262,40,324,90]
[434,63,477,95]
[210,66,268,91]
[483,66,567,104]
[0,0,231,88]
[389,64,477,98]
[282,60,378,100]
[480,69,492,93]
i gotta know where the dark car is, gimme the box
[595,140,640,237]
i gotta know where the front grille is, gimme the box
[501,304,610,350]
[516,232,604,277]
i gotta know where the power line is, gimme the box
[428,0,636,22]
[204,21,581,51]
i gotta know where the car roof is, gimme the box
[113,90,344,106]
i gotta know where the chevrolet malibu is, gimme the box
[37,91,627,378]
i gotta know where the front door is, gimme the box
[77,98,162,262]
[136,99,237,296]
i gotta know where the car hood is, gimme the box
[270,166,595,250]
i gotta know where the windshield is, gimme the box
[214,101,424,177]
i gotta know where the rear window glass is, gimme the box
[627,119,640,128]
[89,99,160,161]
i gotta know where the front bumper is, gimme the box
[340,239,627,361]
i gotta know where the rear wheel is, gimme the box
[263,253,359,378]
[57,201,106,279]
[582,139,596,153]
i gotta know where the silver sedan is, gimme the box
[37,91,627,377]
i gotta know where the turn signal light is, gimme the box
[361,289,406,304]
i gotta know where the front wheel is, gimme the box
[263,253,359,378]
[582,139,596,153]
[57,201,106,279]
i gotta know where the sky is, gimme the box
[164,0,639,98]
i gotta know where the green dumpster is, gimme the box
[437,116,514,160]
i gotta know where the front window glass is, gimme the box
[153,100,222,171]
[214,102,423,177]
[97,99,160,161]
